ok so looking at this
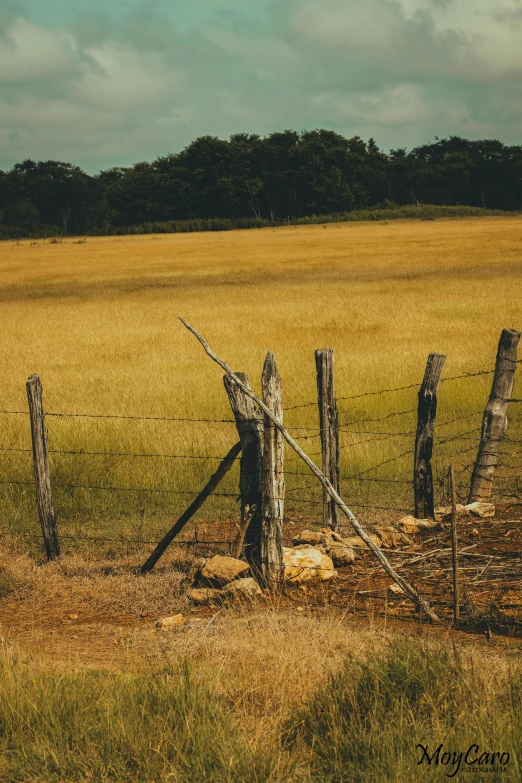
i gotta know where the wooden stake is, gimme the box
[468,328,521,504]
[261,352,284,589]
[180,317,441,623]
[315,349,340,531]
[224,373,264,568]
[449,464,459,624]
[26,374,60,561]
[140,441,241,573]
[414,353,446,519]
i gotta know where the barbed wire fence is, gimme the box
[1,330,522,574]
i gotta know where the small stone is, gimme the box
[282,547,336,583]
[472,528,479,536]
[343,534,382,550]
[374,528,399,548]
[292,530,324,546]
[374,528,414,548]
[327,544,356,566]
[155,614,186,630]
[188,587,223,604]
[397,515,440,535]
[388,583,404,595]
[465,502,495,518]
[296,606,305,612]
[294,543,327,554]
[69,614,78,620]
[222,577,263,600]
[321,532,344,551]
[199,555,250,587]
[434,504,469,522]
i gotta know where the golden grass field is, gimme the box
[1,215,522,548]
[2,216,522,782]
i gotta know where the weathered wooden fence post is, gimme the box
[261,352,284,589]
[315,349,340,531]
[414,353,446,519]
[26,374,60,560]
[224,372,264,568]
[468,328,521,504]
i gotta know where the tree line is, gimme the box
[1,131,521,238]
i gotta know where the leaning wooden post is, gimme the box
[224,373,264,568]
[449,464,459,624]
[141,441,241,573]
[181,317,441,623]
[315,349,340,531]
[468,328,521,504]
[261,352,284,589]
[26,374,60,560]
[414,353,446,519]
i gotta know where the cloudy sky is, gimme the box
[1,0,522,172]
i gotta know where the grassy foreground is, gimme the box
[1,215,522,548]
[0,632,520,782]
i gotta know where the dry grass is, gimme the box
[1,215,522,541]
[1,596,521,781]
[2,536,522,781]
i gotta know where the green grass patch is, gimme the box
[286,634,522,782]
[1,635,521,781]
[0,645,291,783]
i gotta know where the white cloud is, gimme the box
[1,1,522,171]
[290,0,522,80]
[310,84,432,127]
[76,44,187,110]
[0,17,77,82]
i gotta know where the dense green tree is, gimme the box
[1,132,522,238]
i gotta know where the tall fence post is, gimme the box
[414,353,446,519]
[224,372,264,568]
[261,352,284,589]
[315,349,340,531]
[468,328,521,503]
[26,374,60,560]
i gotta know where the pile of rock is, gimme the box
[186,503,496,603]
[398,501,495,534]
[434,501,495,521]
[188,555,263,604]
[292,526,413,562]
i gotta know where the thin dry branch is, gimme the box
[179,316,441,623]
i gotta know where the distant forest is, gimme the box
[1,131,521,238]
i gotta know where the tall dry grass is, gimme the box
[0,621,520,782]
[1,215,522,549]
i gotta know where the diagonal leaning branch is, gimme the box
[179,316,440,623]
